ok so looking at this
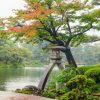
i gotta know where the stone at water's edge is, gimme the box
[23,85,42,95]
[0,91,54,100]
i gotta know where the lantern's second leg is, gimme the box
[38,62,56,90]
[57,63,64,70]
[56,59,64,70]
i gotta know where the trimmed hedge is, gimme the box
[66,75,96,90]
[60,75,96,100]
[85,68,100,83]
[78,65,100,74]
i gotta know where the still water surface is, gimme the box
[0,67,57,91]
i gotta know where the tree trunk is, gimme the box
[64,47,77,68]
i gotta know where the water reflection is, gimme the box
[0,67,44,91]
[0,67,58,91]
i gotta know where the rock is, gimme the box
[23,85,42,95]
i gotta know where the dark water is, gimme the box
[0,67,58,91]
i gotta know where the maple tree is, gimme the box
[0,18,11,39]
[7,0,100,67]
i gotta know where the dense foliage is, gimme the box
[78,65,100,74]
[85,68,100,83]
[0,38,32,67]
[7,0,100,67]
[42,66,100,100]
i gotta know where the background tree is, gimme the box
[7,0,100,67]
[72,44,100,65]
[0,38,32,67]
[92,0,100,5]
[23,42,100,66]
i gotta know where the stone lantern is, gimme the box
[50,46,66,60]
[38,46,66,90]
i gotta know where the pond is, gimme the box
[0,67,58,91]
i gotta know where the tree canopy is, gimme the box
[7,0,100,44]
[4,0,100,67]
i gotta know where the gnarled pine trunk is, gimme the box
[64,47,77,68]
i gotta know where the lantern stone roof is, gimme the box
[49,46,66,50]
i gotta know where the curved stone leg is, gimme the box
[56,60,64,70]
[38,62,56,90]
[57,63,64,70]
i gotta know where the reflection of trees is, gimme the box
[24,68,44,78]
[0,67,44,91]
[0,67,24,91]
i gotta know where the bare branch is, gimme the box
[56,25,62,32]
[55,13,65,32]
[73,23,93,38]
[65,23,93,47]
[86,38,100,43]
[38,19,53,33]
[66,17,72,35]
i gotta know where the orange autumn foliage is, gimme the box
[9,26,22,32]
[8,2,54,39]
[23,3,54,20]
[8,21,41,38]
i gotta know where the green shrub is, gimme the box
[86,78,96,88]
[60,88,99,100]
[78,65,100,74]
[41,80,57,98]
[66,75,87,90]
[92,84,100,93]
[41,67,79,98]
[60,89,80,100]
[85,68,100,83]
[60,75,97,100]
[56,67,80,83]
[66,75,96,90]
[15,88,33,94]
[42,67,98,99]
[42,90,56,99]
